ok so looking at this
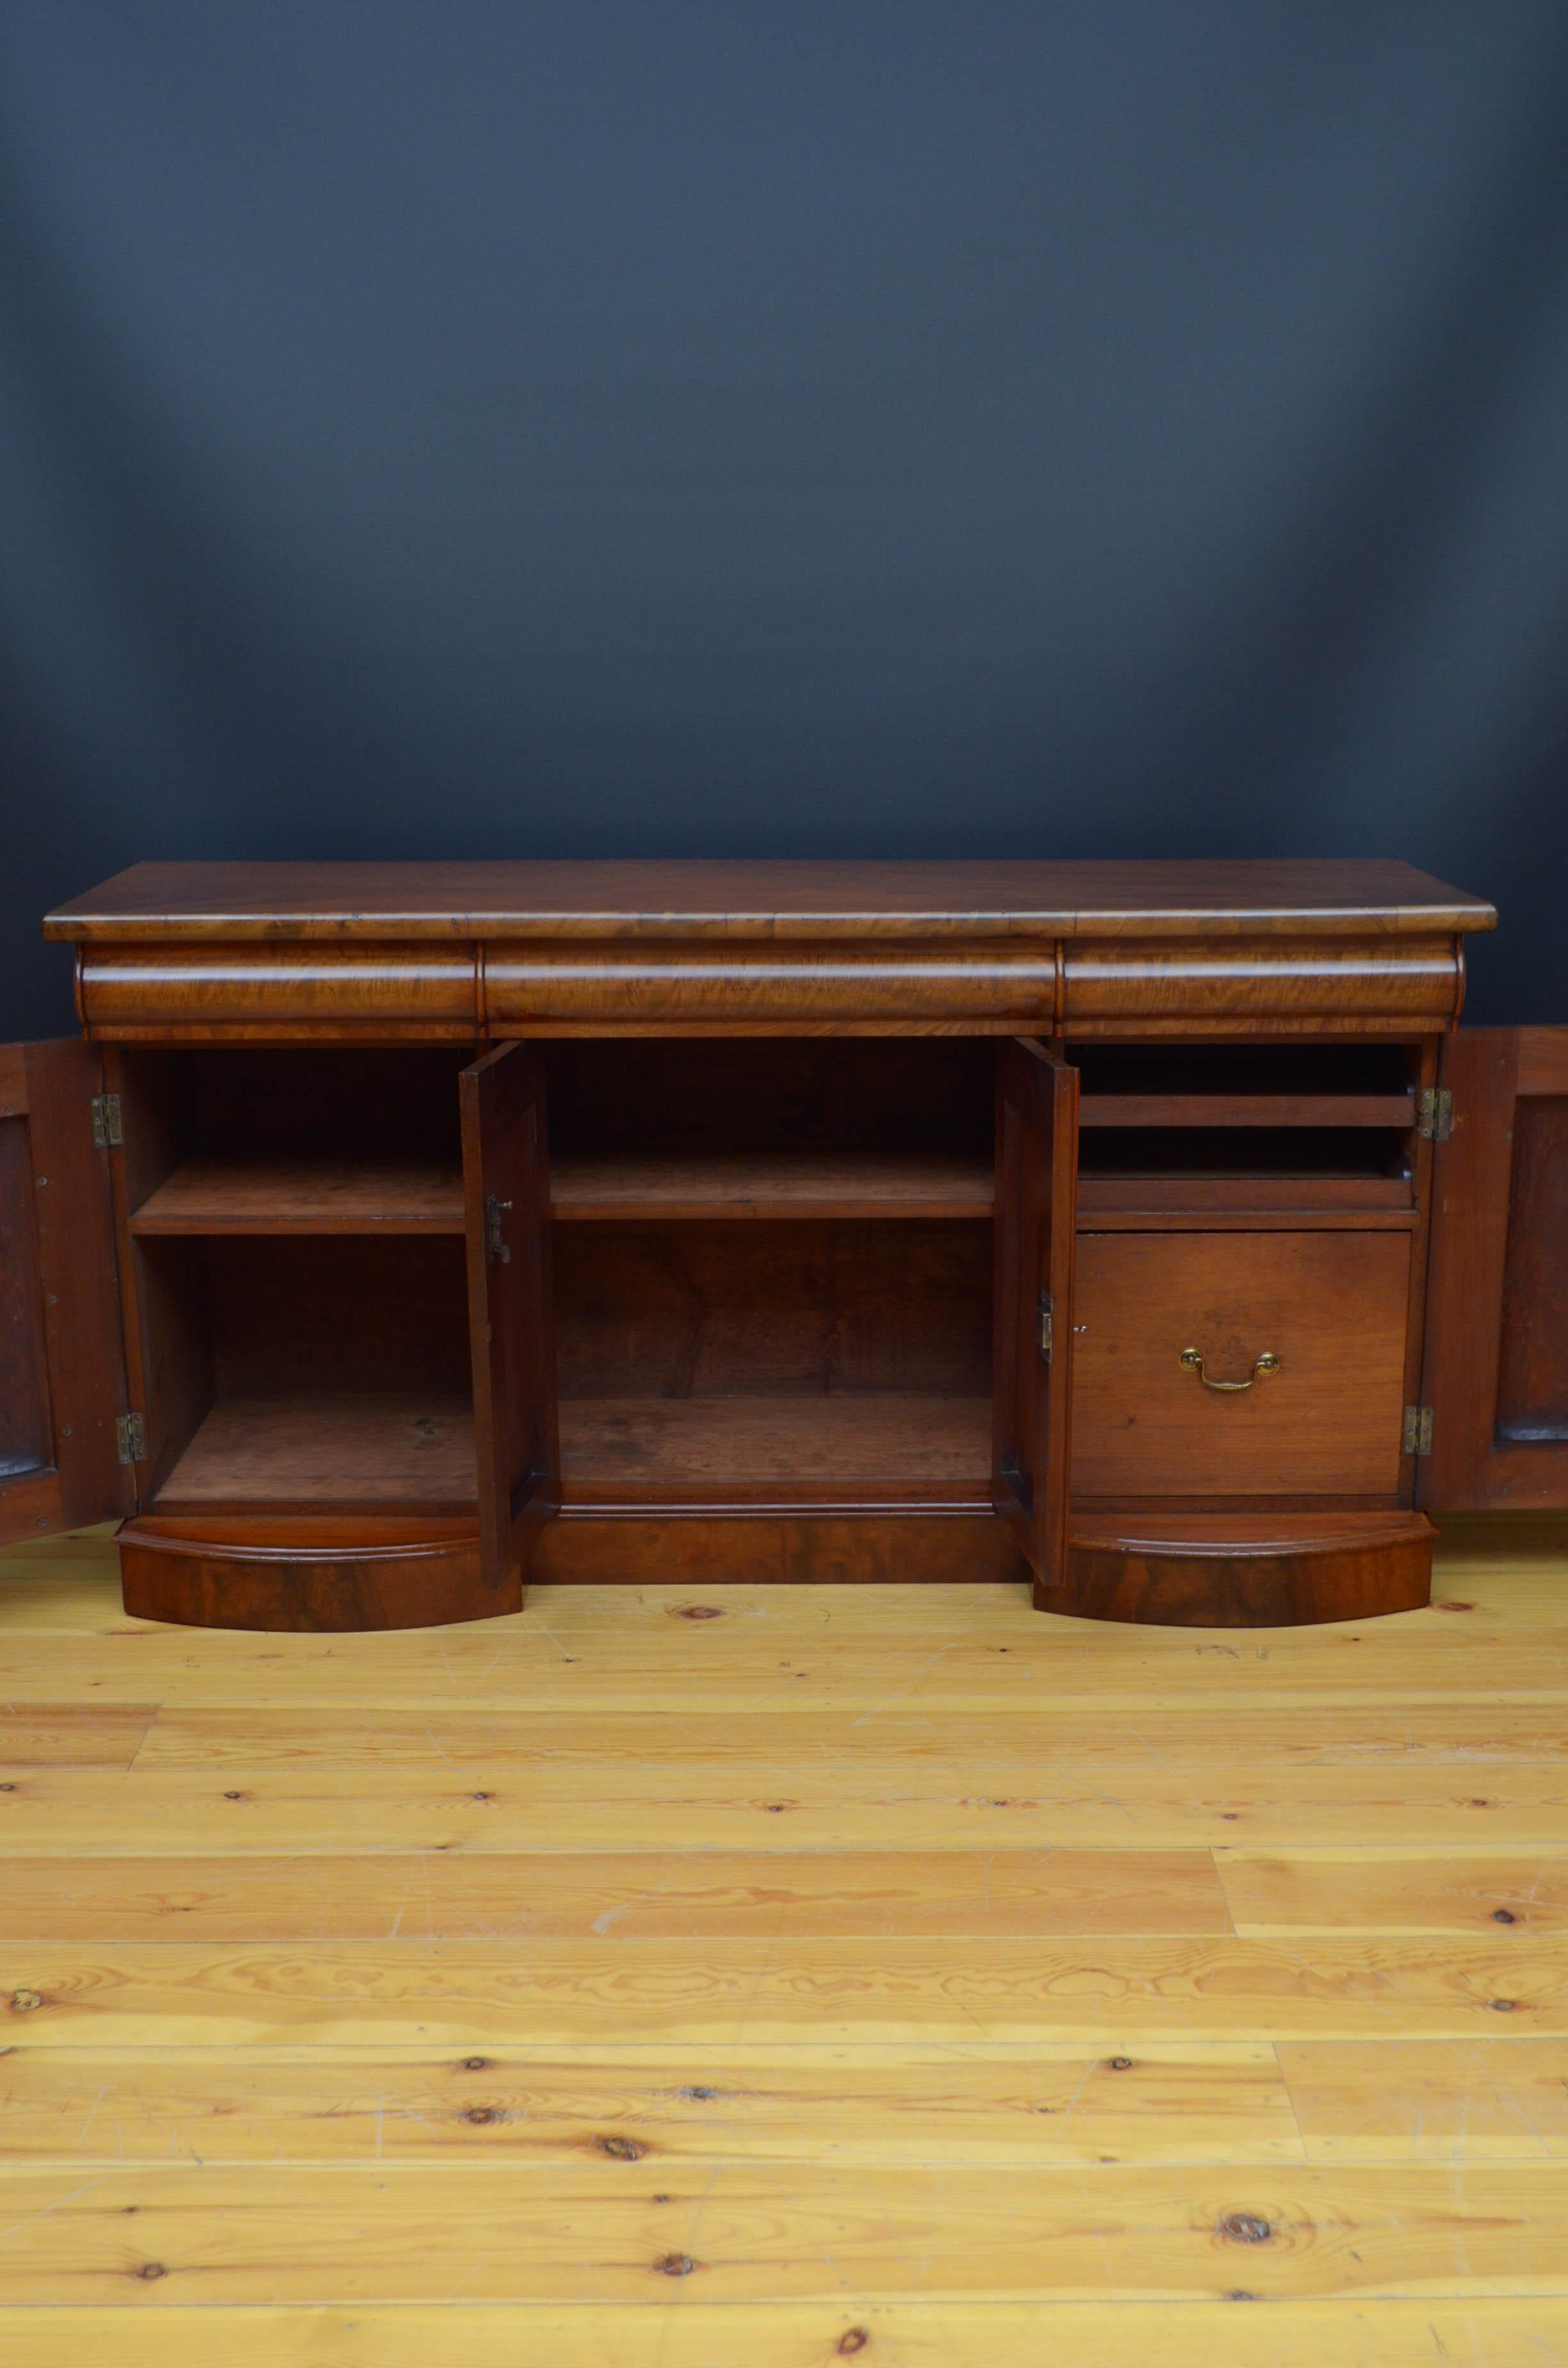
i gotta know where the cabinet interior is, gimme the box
[544,1040,995,1505]
[1071,1040,1420,1214]
[117,1049,476,1511]
[111,1033,1425,1518]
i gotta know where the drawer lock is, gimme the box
[1179,1346,1280,1393]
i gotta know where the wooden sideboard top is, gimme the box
[45,859,1496,943]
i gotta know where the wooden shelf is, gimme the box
[131,1160,464,1235]
[549,1151,994,1222]
[1079,1093,1416,1128]
[129,1146,1414,1236]
[1077,1172,1412,1213]
[131,1151,995,1233]
[560,1394,993,1508]
[153,1394,477,1509]
[150,1391,991,1514]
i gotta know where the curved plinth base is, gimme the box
[1046,1511,1435,1628]
[117,1516,510,1632]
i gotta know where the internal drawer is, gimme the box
[1071,1231,1412,1497]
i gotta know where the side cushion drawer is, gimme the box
[77,943,479,1039]
[1071,1231,1411,1497]
[1062,937,1462,1024]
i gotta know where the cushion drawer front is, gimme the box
[1071,1231,1412,1497]
[484,941,1056,1029]
[76,942,479,1039]
[1061,935,1462,1025]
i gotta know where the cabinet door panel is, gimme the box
[992,1038,1078,1600]
[1423,1027,1568,1508]
[0,1039,133,1545]
[459,1041,559,1597]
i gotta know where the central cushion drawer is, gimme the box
[1071,1231,1411,1497]
[484,941,1056,1028]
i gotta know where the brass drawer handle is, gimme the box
[1179,1346,1280,1392]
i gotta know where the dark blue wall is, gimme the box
[4,2,1566,1030]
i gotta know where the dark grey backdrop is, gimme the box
[4,1,1566,1033]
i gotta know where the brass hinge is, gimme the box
[1038,1292,1054,1361]
[1403,1404,1433,1457]
[115,1412,147,1465]
[1417,1087,1453,1142]
[485,1194,512,1264]
[90,1094,122,1147]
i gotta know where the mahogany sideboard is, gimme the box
[1,857,1562,1634]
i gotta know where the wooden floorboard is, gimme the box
[5,2302,1567,2367]
[6,1934,1565,2045]
[2,1517,1567,2355]
[14,1756,1568,1848]
[5,2160,1568,2302]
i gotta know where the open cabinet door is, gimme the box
[460,1040,560,1602]
[993,1037,1079,1606]
[1422,1027,1568,1509]
[0,1039,135,1545]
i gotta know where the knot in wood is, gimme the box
[1492,1908,1519,1924]
[1220,2212,1271,2245]
[671,1604,724,1620]
[838,2331,871,2356]
[655,2253,697,2278]
[136,2263,167,2281]
[462,2105,500,2125]
[9,1991,41,2014]
[1107,2055,1134,2071]
[461,2056,491,2070]
[598,2134,645,2160]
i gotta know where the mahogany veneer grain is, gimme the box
[118,1515,497,1631]
[1055,1511,1434,1627]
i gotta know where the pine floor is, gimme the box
[2,1520,1568,2364]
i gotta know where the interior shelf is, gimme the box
[550,1151,995,1221]
[1077,1172,1413,1212]
[1068,1043,1417,1099]
[152,1393,477,1509]
[1076,1126,1413,1213]
[131,1150,997,1232]
[149,1387,992,1513]
[559,1395,993,1506]
[131,1139,1416,1232]
[1078,1092,1415,1128]
[131,1159,466,1235]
